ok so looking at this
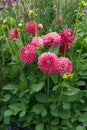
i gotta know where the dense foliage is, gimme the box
[0,0,87,130]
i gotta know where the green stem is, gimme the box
[57,78,64,107]
[74,0,80,34]
[58,85,64,107]
[47,74,50,96]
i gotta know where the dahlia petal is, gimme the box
[20,45,36,63]
[56,57,72,74]
[28,36,44,47]
[38,52,59,73]
[43,32,60,47]
[26,20,39,34]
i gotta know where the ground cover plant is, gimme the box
[0,0,87,130]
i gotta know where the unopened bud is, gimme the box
[38,23,43,29]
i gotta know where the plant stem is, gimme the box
[74,0,80,34]
[57,80,64,107]
[47,74,50,96]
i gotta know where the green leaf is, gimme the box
[4,110,13,117]
[50,118,59,125]
[4,117,10,124]
[1,94,11,102]
[36,123,44,130]
[32,104,47,117]
[31,82,45,92]
[2,84,17,90]
[16,39,23,47]
[32,104,43,114]
[63,103,71,109]
[50,104,59,117]
[19,73,26,82]
[35,93,48,103]
[64,87,80,96]
[41,108,47,117]
[8,103,25,115]
[27,75,37,83]
[59,110,71,119]
[19,111,26,117]
[51,126,59,130]
[76,81,86,86]
[52,85,58,91]
[27,113,33,123]
[79,112,87,122]
[48,45,59,54]
[50,73,58,84]
[76,126,84,130]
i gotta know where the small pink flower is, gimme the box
[55,17,63,24]
[7,28,18,39]
[43,32,60,47]
[28,36,44,47]
[38,52,59,73]
[26,20,39,34]
[60,28,75,44]
[59,42,70,53]
[20,45,36,63]
[56,57,72,74]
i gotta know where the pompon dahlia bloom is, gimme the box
[59,42,70,53]
[38,52,59,73]
[20,45,36,63]
[7,28,18,39]
[29,36,44,47]
[60,28,75,44]
[56,57,72,74]
[43,32,60,47]
[26,20,39,34]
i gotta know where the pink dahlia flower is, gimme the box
[43,32,60,47]
[59,42,70,53]
[38,52,59,73]
[29,36,44,47]
[56,57,72,74]
[60,28,75,44]
[55,17,63,25]
[26,20,39,34]
[7,28,18,39]
[20,45,36,63]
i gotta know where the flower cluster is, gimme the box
[7,20,75,74]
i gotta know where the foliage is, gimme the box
[0,0,87,130]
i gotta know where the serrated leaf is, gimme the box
[2,84,17,90]
[36,123,44,130]
[59,110,71,119]
[79,112,87,122]
[1,94,11,102]
[50,104,59,117]
[31,82,45,92]
[50,73,58,84]
[64,87,80,96]
[27,113,33,123]
[4,110,13,117]
[35,93,48,103]
[63,103,70,109]
[32,104,47,117]
[48,45,59,54]
[8,103,25,114]
[19,111,26,117]
[4,117,10,124]
[76,81,85,86]
[16,39,23,47]
[76,126,84,130]
[50,118,59,125]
